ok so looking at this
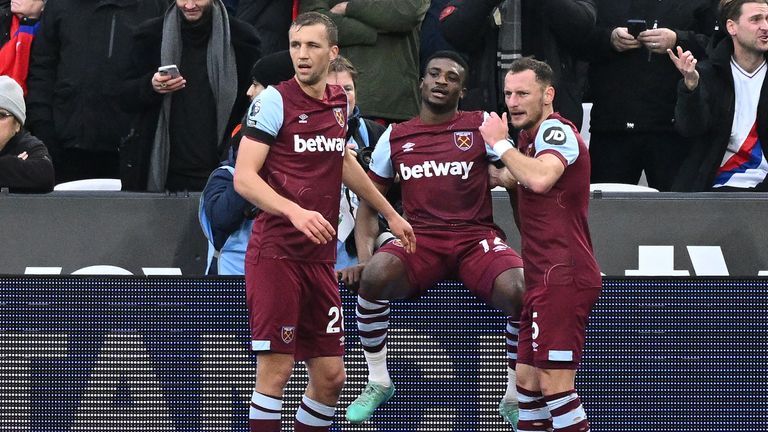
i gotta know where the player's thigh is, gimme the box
[361,237,446,300]
[490,267,525,317]
[295,263,345,362]
[457,230,523,307]
[245,257,301,354]
[529,283,601,370]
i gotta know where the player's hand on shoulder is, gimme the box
[287,206,336,245]
[387,215,416,254]
[337,263,366,293]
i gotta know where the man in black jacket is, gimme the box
[439,0,596,129]
[122,0,260,192]
[670,0,768,191]
[25,0,168,184]
[0,76,54,192]
[580,0,717,191]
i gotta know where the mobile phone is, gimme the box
[626,19,647,38]
[158,64,180,79]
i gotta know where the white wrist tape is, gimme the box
[494,139,515,157]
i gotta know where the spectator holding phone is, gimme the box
[577,0,717,191]
[121,0,260,192]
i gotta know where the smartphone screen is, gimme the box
[158,65,180,79]
[626,19,647,38]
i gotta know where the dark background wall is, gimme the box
[1,191,767,276]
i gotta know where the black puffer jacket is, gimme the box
[25,0,168,157]
[0,129,55,193]
[580,0,716,133]
[673,37,768,192]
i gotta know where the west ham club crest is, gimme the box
[281,326,295,344]
[454,131,473,151]
[333,108,346,128]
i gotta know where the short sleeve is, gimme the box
[534,119,579,166]
[369,125,395,180]
[242,86,284,144]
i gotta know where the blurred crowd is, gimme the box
[0,0,766,194]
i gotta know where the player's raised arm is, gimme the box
[234,136,335,245]
[342,151,415,253]
[481,112,565,194]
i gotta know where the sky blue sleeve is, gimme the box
[534,119,579,165]
[244,86,283,139]
[369,125,394,179]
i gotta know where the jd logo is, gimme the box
[543,127,566,145]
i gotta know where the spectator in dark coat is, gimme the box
[439,0,596,128]
[121,0,260,192]
[0,1,12,46]
[419,0,455,72]
[300,0,430,122]
[25,0,168,184]
[235,0,292,56]
[579,0,717,191]
[0,75,54,192]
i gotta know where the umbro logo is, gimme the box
[402,142,415,152]
[299,113,309,124]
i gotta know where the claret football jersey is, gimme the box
[368,110,500,231]
[242,78,348,262]
[515,113,601,288]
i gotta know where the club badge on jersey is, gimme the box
[333,107,346,128]
[454,131,473,151]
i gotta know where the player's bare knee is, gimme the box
[311,366,346,395]
[536,368,576,396]
[515,364,538,392]
[328,368,346,394]
[491,268,525,315]
[257,363,292,390]
[359,254,401,299]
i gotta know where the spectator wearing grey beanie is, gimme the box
[0,75,54,192]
